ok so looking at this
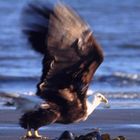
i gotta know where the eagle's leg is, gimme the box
[20,129,33,139]
[27,130,33,137]
[34,129,47,139]
[34,130,42,138]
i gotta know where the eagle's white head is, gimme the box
[86,93,109,118]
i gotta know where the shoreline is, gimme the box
[0,109,140,140]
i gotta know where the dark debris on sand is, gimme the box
[57,130,127,140]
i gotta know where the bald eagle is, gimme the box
[20,1,107,139]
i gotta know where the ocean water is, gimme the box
[0,0,140,109]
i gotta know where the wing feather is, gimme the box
[22,1,104,102]
[48,3,89,51]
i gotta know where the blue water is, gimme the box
[0,0,140,108]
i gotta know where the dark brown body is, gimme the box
[20,98,87,130]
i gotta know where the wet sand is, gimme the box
[0,109,140,140]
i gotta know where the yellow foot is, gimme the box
[34,130,48,139]
[20,130,48,139]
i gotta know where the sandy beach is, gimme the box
[0,109,140,140]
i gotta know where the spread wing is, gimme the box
[22,1,104,102]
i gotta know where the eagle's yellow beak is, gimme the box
[102,97,110,108]
[102,97,108,104]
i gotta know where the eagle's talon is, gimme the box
[20,135,31,139]
[20,135,48,139]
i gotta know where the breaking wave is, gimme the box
[94,72,140,86]
[0,89,140,110]
[1,72,140,84]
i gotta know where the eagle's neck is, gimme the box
[86,96,100,117]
